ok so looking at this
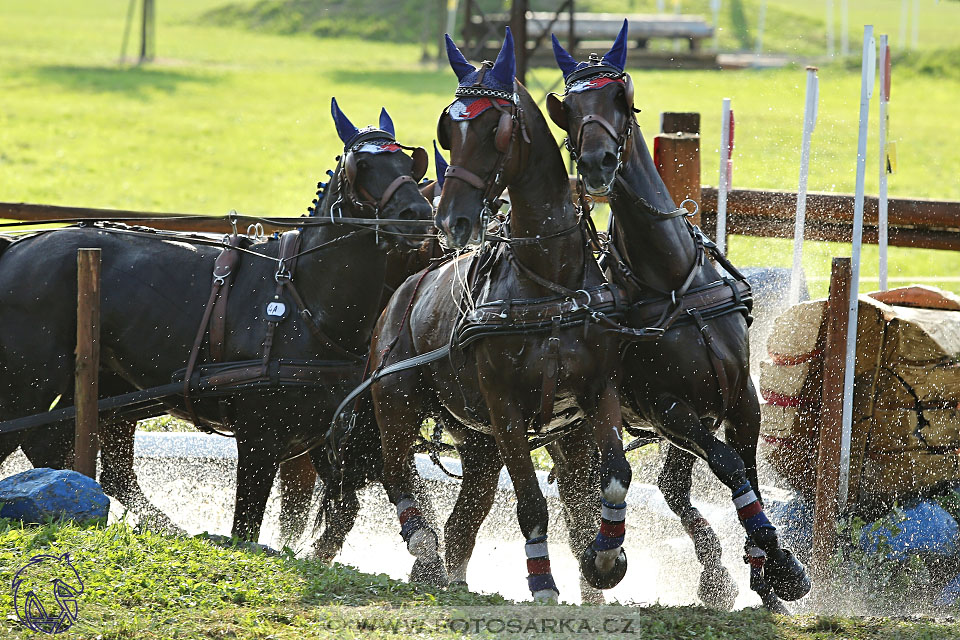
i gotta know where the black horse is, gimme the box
[0,99,432,543]
[546,22,810,610]
[366,30,631,602]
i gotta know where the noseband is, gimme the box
[438,66,529,244]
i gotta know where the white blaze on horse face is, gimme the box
[457,120,471,154]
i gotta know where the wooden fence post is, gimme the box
[654,112,702,229]
[75,249,101,478]
[812,256,852,580]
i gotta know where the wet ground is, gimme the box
[0,432,791,608]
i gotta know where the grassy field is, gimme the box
[3,0,959,298]
[1,519,959,639]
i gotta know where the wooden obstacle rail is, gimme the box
[699,187,960,252]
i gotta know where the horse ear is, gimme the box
[445,34,474,81]
[379,107,395,136]
[330,97,358,144]
[551,33,578,79]
[433,140,448,188]
[490,27,516,86]
[546,93,567,130]
[601,19,628,72]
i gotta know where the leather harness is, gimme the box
[182,229,366,437]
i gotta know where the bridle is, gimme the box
[547,62,635,196]
[548,64,698,225]
[329,129,429,232]
[437,63,530,245]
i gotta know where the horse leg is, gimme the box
[277,454,317,546]
[374,376,447,587]
[548,430,605,604]
[652,393,810,602]
[484,401,559,602]
[443,430,502,589]
[724,378,790,613]
[578,382,631,591]
[657,442,737,610]
[99,418,182,533]
[232,434,282,542]
[311,487,360,563]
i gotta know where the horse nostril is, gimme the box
[452,217,471,244]
[600,152,618,171]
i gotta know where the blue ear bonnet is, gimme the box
[445,29,516,105]
[551,19,629,81]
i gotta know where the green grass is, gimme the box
[1,0,958,299]
[2,519,960,639]
[201,0,960,57]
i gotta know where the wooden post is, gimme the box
[811,256,852,580]
[654,112,702,228]
[75,249,101,479]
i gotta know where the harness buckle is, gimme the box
[275,258,292,283]
[569,289,593,312]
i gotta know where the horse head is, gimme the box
[547,20,635,196]
[434,29,527,248]
[329,97,433,250]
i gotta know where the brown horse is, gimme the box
[546,22,810,610]
[366,30,631,601]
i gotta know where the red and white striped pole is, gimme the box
[878,35,891,291]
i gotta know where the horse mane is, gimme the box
[629,122,678,214]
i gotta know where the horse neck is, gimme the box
[293,166,388,352]
[611,124,715,293]
[506,92,589,290]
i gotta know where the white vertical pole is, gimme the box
[911,0,919,49]
[839,25,876,508]
[712,0,721,52]
[899,0,909,49]
[841,0,849,56]
[755,0,768,56]
[657,0,665,13]
[717,98,732,255]
[790,67,820,306]
[827,0,835,57]
[445,0,459,39]
[878,36,891,291]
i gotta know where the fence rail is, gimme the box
[699,187,960,251]
[1,185,959,251]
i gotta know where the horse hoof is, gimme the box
[760,589,791,615]
[533,589,559,603]
[764,548,810,602]
[410,557,448,587]
[579,546,627,590]
[698,565,738,611]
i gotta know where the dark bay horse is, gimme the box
[546,22,810,610]
[366,30,631,601]
[0,99,432,543]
